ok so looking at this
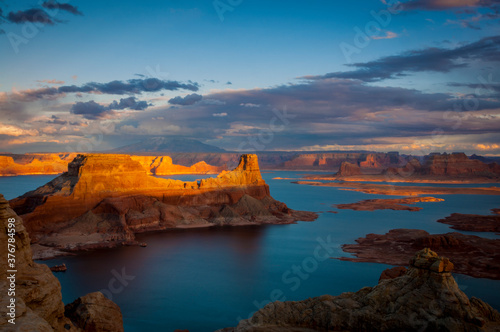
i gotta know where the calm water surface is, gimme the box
[1,172,499,331]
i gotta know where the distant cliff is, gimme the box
[0,153,78,176]
[9,154,317,258]
[221,249,500,331]
[384,152,500,181]
[0,153,222,177]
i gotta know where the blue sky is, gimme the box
[1,0,499,154]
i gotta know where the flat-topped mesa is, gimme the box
[9,153,317,256]
[67,154,183,197]
[62,153,258,197]
[224,248,500,332]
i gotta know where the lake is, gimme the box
[1,171,499,331]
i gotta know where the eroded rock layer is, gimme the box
[9,154,317,258]
[0,194,123,331]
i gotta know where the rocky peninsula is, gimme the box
[335,196,444,211]
[9,154,317,259]
[338,229,500,280]
[437,209,500,234]
[220,249,500,331]
[293,181,500,196]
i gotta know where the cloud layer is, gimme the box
[304,36,500,82]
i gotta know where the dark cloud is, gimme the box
[41,1,82,15]
[71,101,109,120]
[7,9,56,25]
[70,97,151,119]
[226,81,233,85]
[10,78,200,102]
[305,36,500,82]
[47,115,68,125]
[448,82,500,95]
[148,78,500,151]
[108,97,150,110]
[168,93,203,105]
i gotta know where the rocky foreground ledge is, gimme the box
[9,154,317,259]
[0,194,123,331]
[220,249,500,332]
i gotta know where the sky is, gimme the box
[0,0,499,155]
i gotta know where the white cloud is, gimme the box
[212,112,228,117]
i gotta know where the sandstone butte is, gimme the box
[0,194,124,332]
[9,154,317,258]
[0,153,223,176]
[219,248,500,331]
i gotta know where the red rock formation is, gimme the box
[338,229,500,279]
[10,154,317,258]
[359,153,390,168]
[130,155,223,175]
[336,161,362,176]
[0,194,123,331]
[385,153,500,181]
[0,153,222,177]
[437,209,500,234]
[221,249,500,332]
[64,292,123,332]
[378,266,407,282]
[0,153,77,176]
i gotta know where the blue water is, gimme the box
[0,175,58,199]
[1,172,500,331]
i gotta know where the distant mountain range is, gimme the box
[110,137,226,153]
